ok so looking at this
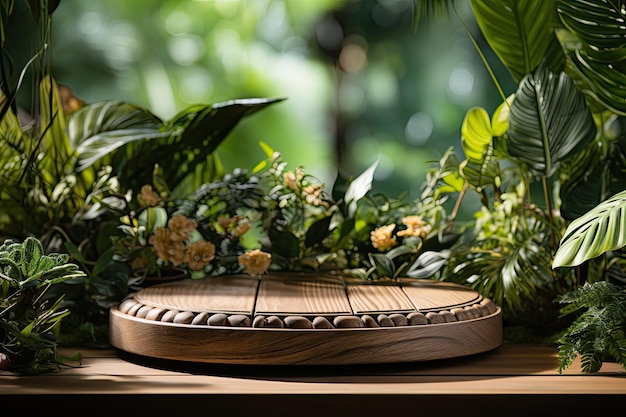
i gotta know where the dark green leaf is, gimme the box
[123,97,285,192]
[557,0,626,114]
[508,61,596,177]
[69,101,169,172]
[22,236,43,277]
[305,216,332,248]
[369,253,396,278]
[268,228,300,258]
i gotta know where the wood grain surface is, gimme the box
[255,275,351,315]
[1,345,624,416]
[110,274,503,365]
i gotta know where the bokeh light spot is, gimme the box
[405,112,433,146]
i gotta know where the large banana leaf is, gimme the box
[553,190,626,268]
[470,0,560,82]
[508,61,596,178]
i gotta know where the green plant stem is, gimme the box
[447,181,468,232]
[453,4,507,103]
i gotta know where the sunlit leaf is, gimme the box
[407,249,450,278]
[471,0,560,82]
[345,159,379,217]
[461,107,492,161]
[553,190,626,268]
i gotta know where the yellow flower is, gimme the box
[185,241,216,271]
[283,168,303,191]
[370,224,397,251]
[149,227,186,266]
[217,215,250,236]
[303,184,329,207]
[167,215,197,241]
[234,221,251,237]
[217,216,234,231]
[238,249,272,275]
[397,215,432,238]
[137,185,161,207]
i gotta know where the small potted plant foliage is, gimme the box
[0,237,86,374]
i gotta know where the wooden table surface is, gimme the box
[2,343,625,416]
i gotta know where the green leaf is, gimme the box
[508,61,596,177]
[69,101,170,172]
[559,155,605,221]
[568,51,626,115]
[345,159,379,217]
[123,97,285,193]
[471,0,560,82]
[369,253,395,278]
[459,97,512,191]
[22,236,43,278]
[557,0,626,51]
[491,94,513,136]
[138,207,168,234]
[557,1,626,114]
[459,146,501,192]
[461,107,492,161]
[553,190,626,268]
[305,216,332,248]
[268,228,300,258]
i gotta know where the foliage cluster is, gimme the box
[0,237,84,374]
[405,0,626,371]
[3,0,626,375]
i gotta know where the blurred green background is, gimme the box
[45,0,513,202]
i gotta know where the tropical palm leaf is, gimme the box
[459,152,500,192]
[558,0,626,115]
[471,0,560,82]
[557,0,626,51]
[69,100,169,172]
[508,61,596,178]
[447,214,554,310]
[122,97,285,194]
[553,190,626,268]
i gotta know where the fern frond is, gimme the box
[557,283,626,373]
[558,281,626,316]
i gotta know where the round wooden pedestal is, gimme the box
[110,273,502,365]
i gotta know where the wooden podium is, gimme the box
[110,273,502,365]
